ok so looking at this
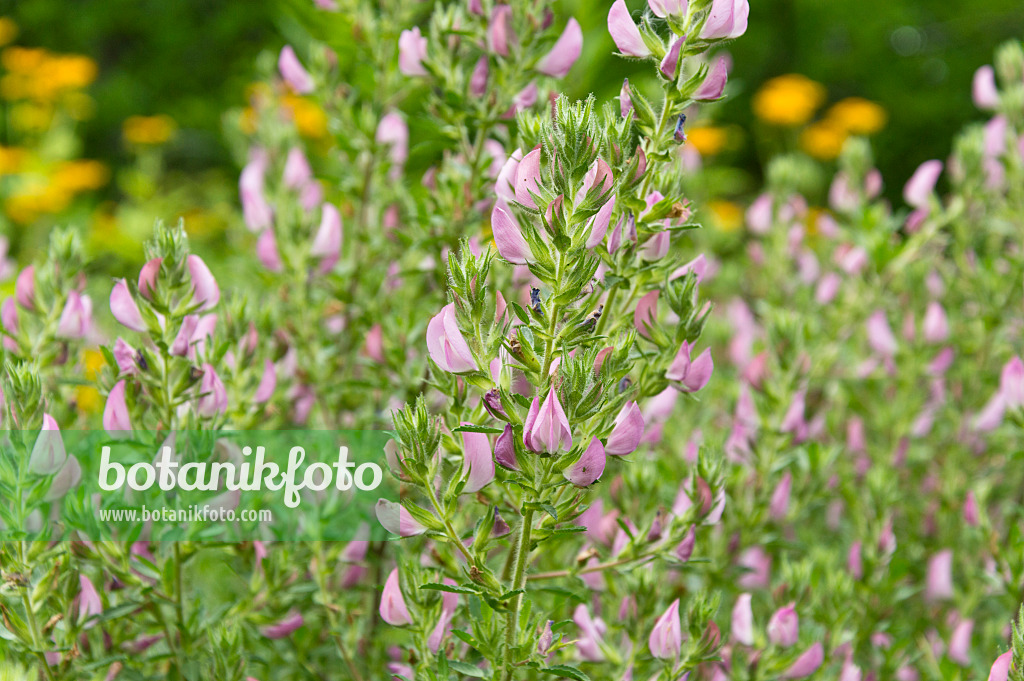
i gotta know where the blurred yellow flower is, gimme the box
[753,74,826,127]
[283,94,328,138]
[239,107,258,135]
[53,160,110,192]
[10,101,53,130]
[5,184,71,224]
[0,146,26,174]
[709,200,743,232]
[123,115,177,145]
[0,48,97,101]
[1,46,47,74]
[800,121,848,160]
[687,125,729,156]
[805,207,827,237]
[826,97,888,136]
[74,348,106,414]
[0,17,18,47]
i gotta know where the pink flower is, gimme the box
[55,291,93,339]
[586,197,615,248]
[240,150,274,232]
[375,499,428,537]
[660,36,684,78]
[649,599,682,659]
[649,0,688,18]
[283,147,312,189]
[537,18,582,77]
[254,359,277,403]
[427,580,459,652]
[922,302,949,343]
[574,605,607,661]
[524,387,573,453]
[103,380,132,433]
[948,619,973,666]
[398,27,428,76]
[187,255,220,310]
[737,546,771,589]
[379,568,413,626]
[620,78,633,117]
[731,593,754,645]
[1001,356,1024,409]
[563,437,606,487]
[767,604,799,647]
[605,401,644,456]
[278,46,314,94]
[261,610,304,638]
[608,0,651,57]
[491,201,532,264]
[113,338,137,374]
[903,160,943,208]
[782,643,824,679]
[769,471,792,520]
[376,112,409,171]
[77,575,103,626]
[494,423,519,470]
[666,341,714,392]
[256,228,282,271]
[514,147,542,208]
[701,0,749,39]
[633,290,659,339]
[866,310,897,357]
[693,56,729,101]
[746,193,773,234]
[488,5,515,56]
[16,265,36,310]
[925,549,953,601]
[988,651,1012,681]
[816,272,841,304]
[110,279,146,332]
[138,257,161,299]
[495,148,522,203]
[470,56,489,96]
[972,65,999,110]
[426,303,478,373]
[311,203,343,272]
[197,363,228,417]
[460,427,495,493]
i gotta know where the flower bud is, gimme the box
[398,27,428,76]
[197,363,228,417]
[55,291,93,339]
[563,438,606,487]
[537,18,582,78]
[782,643,824,679]
[701,0,749,40]
[29,413,66,475]
[488,5,515,57]
[767,604,799,647]
[187,255,220,310]
[514,148,542,209]
[606,401,645,456]
[254,359,276,403]
[648,599,682,659]
[524,387,573,453]
[103,380,132,433]
[110,279,146,332]
[866,310,897,357]
[987,651,1011,681]
[375,499,428,537]
[278,46,314,94]
[470,56,489,96]
[311,203,343,272]
[973,65,999,110]
[460,427,495,493]
[666,341,714,392]
[769,471,792,521]
[261,610,304,638]
[925,549,954,601]
[731,593,754,645]
[948,619,973,666]
[15,265,36,310]
[77,575,103,626]
[903,160,942,208]
[113,338,138,375]
[491,201,532,265]
[693,56,729,101]
[426,303,478,373]
[138,258,161,299]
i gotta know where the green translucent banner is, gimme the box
[0,429,397,541]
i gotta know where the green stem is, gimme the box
[315,542,366,681]
[595,285,619,337]
[17,542,58,681]
[540,252,566,378]
[425,484,475,564]
[501,507,535,681]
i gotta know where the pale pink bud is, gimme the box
[746,193,772,234]
[620,78,633,117]
[113,338,137,374]
[376,112,409,169]
[491,201,532,264]
[537,620,554,655]
[866,310,897,357]
[197,363,228,417]
[460,427,495,493]
[948,619,973,666]
[660,36,684,78]
[782,643,824,679]
[187,255,220,310]
[925,549,954,601]
[666,341,714,392]
[984,115,1008,158]
[55,291,93,339]
[973,65,999,110]
[1,297,17,351]
[903,160,943,208]
[639,230,670,261]
[767,604,799,647]
[669,253,708,283]
[514,147,542,208]
[524,387,573,453]
[495,148,522,202]
[608,0,651,57]
[488,5,515,56]
[278,46,314,94]
[693,56,729,101]
[426,303,478,373]
[470,56,489,96]
[110,279,146,332]
[398,27,428,76]
[138,257,161,299]
[574,605,607,661]
[494,423,519,470]
[261,610,304,638]
[737,546,771,589]
[44,454,80,502]
[254,359,276,403]
[815,272,841,304]
[240,152,273,232]
[537,18,582,77]
[587,197,615,248]
[15,265,35,310]
[769,471,792,521]
[510,81,537,113]
[380,568,413,626]
[283,147,312,188]
[633,290,658,339]
[606,401,645,456]
[311,203,343,272]
[922,302,948,343]
[256,229,282,272]
[375,499,427,537]
[427,579,458,652]
[29,413,66,475]
[848,541,863,579]
[364,324,384,363]
[731,593,754,645]
[563,437,606,487]
[103,380,132,433]
[649,599,682,659]
[701,0,749,39]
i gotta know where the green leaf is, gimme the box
[447,660,488,678]
[452,424,505,434]
[420,583,481,595]
[542,665,591,681]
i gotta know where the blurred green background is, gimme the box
[1,0,1022,252]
